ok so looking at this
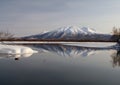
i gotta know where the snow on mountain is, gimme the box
[53,26,97,34]
[23,26,111,40]
[81,27,96,34]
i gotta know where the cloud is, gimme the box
[0,0,69,15]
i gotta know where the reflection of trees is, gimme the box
[0,31,14,40]
[111,50,120,68]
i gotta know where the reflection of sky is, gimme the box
[1,0,120,36]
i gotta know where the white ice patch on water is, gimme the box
[0,44,38,55]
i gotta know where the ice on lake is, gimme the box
[0,44,38,59]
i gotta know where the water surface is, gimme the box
[0,43,120,85]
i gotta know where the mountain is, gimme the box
[23,26,112,41]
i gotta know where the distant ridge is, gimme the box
[23,26,112,41]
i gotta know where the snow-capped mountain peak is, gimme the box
[23,26,109,40]
[81,27,96,34]
[57,26,97,34]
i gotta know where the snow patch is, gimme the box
[0,44,38,55]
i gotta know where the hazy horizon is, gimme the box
[1,0,120,37]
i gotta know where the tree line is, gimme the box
[0,31,14,40]
[112,27,120,36]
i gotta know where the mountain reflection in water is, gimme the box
[30,44,120,67]
[31,44,114,57]
[0,43,120,67]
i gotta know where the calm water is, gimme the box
[0,43,120,85]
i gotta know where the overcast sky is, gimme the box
[1,0,120,36]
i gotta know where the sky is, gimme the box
[1,0,120,36]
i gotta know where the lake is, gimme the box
[0,42,120,85]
